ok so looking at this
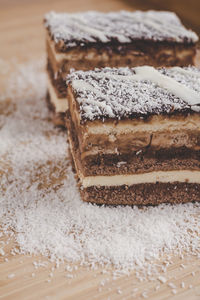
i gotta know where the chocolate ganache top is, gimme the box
[44,10,198,49]
[67,66,200,121]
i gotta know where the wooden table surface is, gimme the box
[0,1,200,299]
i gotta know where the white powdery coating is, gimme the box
[0,61,200,274]
[67,66,200,121]
[44,10,198,47]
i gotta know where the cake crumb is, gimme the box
[180,264,186,269]
[181,282,185,288]
[189,284,193,289]
[168,282,176,289]
[0,248,5,256]
[117,288,122,294]
[158,276,167,284]
[142,291,148,298]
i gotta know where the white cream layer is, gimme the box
[47,76,68,113]
[79,170,200,188]
[86,115,200,135]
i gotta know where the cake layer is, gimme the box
[45,10,198,123]
[81,183,200,205]
[67,75,200,159]
[46,34,197,119]
[46,92,66,127]
[66,66,200,182]
[67,66,200,123]
[78,170,200,188]
[47,59,66,98]
[67,110,200,175]
[81,152,200,176]
[78,126,200,156]
[46,61,67,126]
[44,11,198,50]
[47,75,68,113]
[67,116,200,204]
[66,65,200,206]
[69,104,200,157]
[68,128,200,204]
[46,32,196,78]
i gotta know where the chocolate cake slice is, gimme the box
[66,66,200,205]
[44,10,198,126]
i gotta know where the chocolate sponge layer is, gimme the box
[81,182,200,206]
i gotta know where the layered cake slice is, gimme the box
[44,10,198,126]
[66,66,200,205]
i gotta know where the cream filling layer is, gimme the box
[47,76,68,113]
[86,115,200,135]
[79,170,200,188]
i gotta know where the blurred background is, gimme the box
[0,0,200,61]
[129,0,200,37]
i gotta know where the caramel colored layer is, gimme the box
[67,110,200,177]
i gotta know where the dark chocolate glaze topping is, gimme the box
[44,10,198,49]
[67,66,200,121]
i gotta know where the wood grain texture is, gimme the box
[0,0,200,299]
[1,237,200,300]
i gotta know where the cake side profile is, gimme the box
[66,66,200,205]
[44,10,199,126]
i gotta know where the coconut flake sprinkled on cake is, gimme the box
[67,66,200,121]
[44,10,198,48]
[1,60,200,277]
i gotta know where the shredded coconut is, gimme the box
[181,281,185,288]
[158,276,167,284]
[67,66,200,121]
[44,10,198,48]
[0,60,200,278]
[168,282,176,289]
[142,291,148,298]
[0,248,5,256]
